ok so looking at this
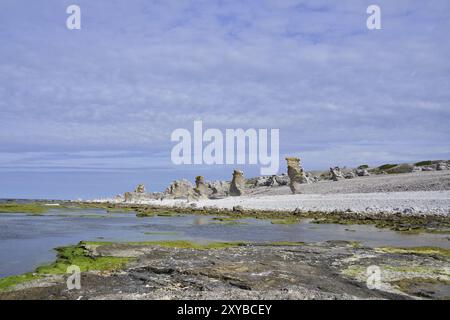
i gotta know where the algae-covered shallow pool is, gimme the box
[0,208,449,278]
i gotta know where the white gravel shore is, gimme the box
[96,171,450,216]
[142,190,450,216]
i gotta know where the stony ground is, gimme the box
[133,171,450,216]
[3,171,448,300]
[122,171,450,216]
[1,241,449,300]
[254,171,450,195]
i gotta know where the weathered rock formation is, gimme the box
[208,181,230,198]
[123,184,160,202]
[164,179,195,199]
[275,174,289,186]
[437,162,449,171]
[344,172,356,179]
[194,176,209,199]
[124,192,132,202]
[286,157,308,194]
[251,174,289,188]
[330,167,344,181]
[253,176,271,187]
[356,169,370,177]
[229,170,245,196]
[134,184,146,193]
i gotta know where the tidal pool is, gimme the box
[0,208,448,278]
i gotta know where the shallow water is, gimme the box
[0,208,449,278]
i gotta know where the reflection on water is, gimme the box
[0,208,449,278]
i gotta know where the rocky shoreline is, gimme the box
[1,159,449,300]
[94,159,450,218]
[1,241,449,300]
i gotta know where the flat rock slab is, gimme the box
[2,241,448,300]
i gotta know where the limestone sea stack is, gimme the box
[164,179,194,199]
[194,176,209,199]
[330,167,344,181]
[229,170,245,196]
[286,157,308,194]
[134,184,146,193]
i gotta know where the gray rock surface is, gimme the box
[330,167,344,181]
[356,169,370,177]
[286,157,308,194]
[344,172,356,179]
[437,163,448,171]
[275,174,289,186]
[164,179,194,199]
[240,171,450,196]
[229,170,245,196]
[134,184,146,193]
[4,241,447,300]
[194,176,209,199]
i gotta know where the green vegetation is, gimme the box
[357,164,369,169]
[377,164,398,171]
[136,209,183,217]
[156,212,183,217]
[269,241,305,246]
[368,163,415,175]
[77,240,246,250]
[391,277,450,299]
[35,244,131,275]
[376,246,450,258]
[271,218,301,225]
[385,164,413,174]
[311,213,450,235]
[0,203,48,214]
[211,216,247,225]
[0,202,141,216]
[123,240,246,250]
[61,202,138,214]
[348,241,362,248]
[213,217,240,222]
[414,160,434,167]
[342,264,448,279]
[129,204,450,235]
[106,207,136,214]
[143,231,179,236]
[0,273,42,292]
[342,265,366,278]
[0,241,131,292]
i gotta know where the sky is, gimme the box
[0,0,449,199]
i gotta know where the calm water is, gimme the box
[0,208,449,278]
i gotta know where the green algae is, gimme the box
[376,246,450,258]
[123,240,246,250]
[269,241,305,246]
[0,241,131,292]
[391,277,450,299]
[127,204,450,235]
[143,231,179,236]
[0,203,48,214]
[270,218,301,225]
[34,244,131,275]
[0,273,42,292]
[78,240,246,250]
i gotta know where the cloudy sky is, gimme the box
[0,0,449,199]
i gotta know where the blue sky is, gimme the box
[0,0,449,199]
